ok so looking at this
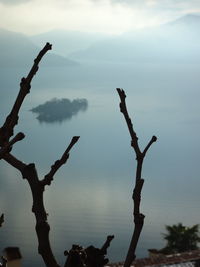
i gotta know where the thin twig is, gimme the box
[116,88,141,156]
[100,235,114,255]
[41,136,80,186]
[142,135,157,157]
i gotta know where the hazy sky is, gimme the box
[0,0,200,35]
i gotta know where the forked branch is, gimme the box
[0,132,25,159]
[0,43,52,145]
[3,153,27,173]
[0,42,115,267]
[0,44,80,267]
[116,88,157,267]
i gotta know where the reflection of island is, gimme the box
[31,98,88,123]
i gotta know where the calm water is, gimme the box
[0,62,200,266]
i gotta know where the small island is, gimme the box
[30,98,88,123]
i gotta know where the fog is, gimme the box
[1,13,200,266]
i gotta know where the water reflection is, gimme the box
[1,62,200,266]
[30,98,88,123]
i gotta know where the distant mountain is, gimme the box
[0,28,78,68]
[1,13,200,67]
[30,30,111,57]
[68,14,200,63]
[168,13,200,27]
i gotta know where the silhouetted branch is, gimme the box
[100,235,114,255]
[133,178,144,215]
[64,245,86,267]
[3,153,27,173]
[0,44,64,267]
[42,136,80,186]
[64,236,114,267]
[142,135,157,157]
[0,43,52,145]
[0,214,4,227]
[0,132,25,159]
[20,163,60,267]
[116,88,157,267]
[117,88,141,157]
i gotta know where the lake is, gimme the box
[0,61,200,266]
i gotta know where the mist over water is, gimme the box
[1,15,200,266]
[0,59,200,266]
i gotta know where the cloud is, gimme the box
[107,0,200,24]
[110,0,200,9]
[1,0,200,35]
[108,0,200,12]
[0,0,31,5]
[0,0,139,34]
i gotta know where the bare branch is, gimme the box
[116,88,157,267]
[0,44,64,267]
[133,178,144,215]
[20,163,60,267]
[0,214,4,227]
[142,135,157,157]
[3,153,27,173]
[100,235,114,255]
[116,88,141,156]
[0,43,52,145]
[42,136,80,186]
[0,132,25,159]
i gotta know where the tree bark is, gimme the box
[22,163,60,267]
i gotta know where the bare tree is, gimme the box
[0,43,113,267]
[0,43,80,267]
[0,43,156,267]
[116,88,157,267]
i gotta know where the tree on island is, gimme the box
[0,43,157,267]
[31,98,88,123]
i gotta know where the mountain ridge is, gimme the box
[1,13,200,66]
[0,28,78,68]
[68,13,200,63]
